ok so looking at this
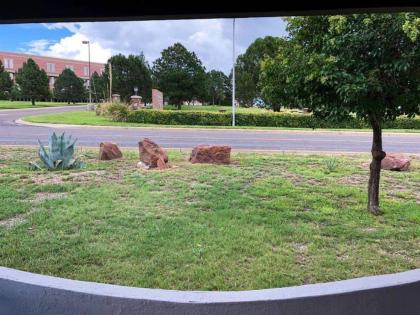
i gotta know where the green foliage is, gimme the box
[152,43,207,108]
[91,71,107,102]
[103,54,152,102]
[0,60,13,100]
[205,70,231,105]
[235,36,285,107]
[323,157,339,174]
[54,68,86,103]
[15,58,50,105]
[261,14,420,121]
[98,102,129,121]
[33,132,85,170]
[123,109,419,128]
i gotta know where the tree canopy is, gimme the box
[54,68,86,103]
[103,54,152,102]
[205,70,231,105]
[15,58,49,105]
[235,36,284,107]
[260,14,420,214]
[152,43,206,108]
[0,60,13,100]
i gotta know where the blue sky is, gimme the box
[0,18,287,73]
[0,24,71,52]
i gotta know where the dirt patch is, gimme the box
[0,214,26,228]
[283,172,322,186]
[31,192,68,203]
[293,242,308,266]
[338,174,368,186]
[29,170,124,184]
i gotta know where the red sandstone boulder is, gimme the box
[138,138,169,169]
[362,154,411,171]
[99,142,123,160]
[189,145,231,164]
[381,154,410,171]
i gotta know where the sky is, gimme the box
[0,18,287,74]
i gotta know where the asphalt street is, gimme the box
[0,106,419,154]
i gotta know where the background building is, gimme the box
[0,51,105,89]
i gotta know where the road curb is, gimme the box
[16,117,420,136]
[0,267,419,315]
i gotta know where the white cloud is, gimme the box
[26,18,286,73]
[22,39,54,55]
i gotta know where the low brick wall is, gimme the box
[0,267,419,315]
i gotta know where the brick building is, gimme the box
[0,51,105,90]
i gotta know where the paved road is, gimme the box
[0,106,419,153]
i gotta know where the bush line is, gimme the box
[120,110,420,129]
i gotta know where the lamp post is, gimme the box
[232,18,236,127]
[82,40,92,107]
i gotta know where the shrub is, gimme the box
[29,132,85,171]
[96,102,129,121]
[323,158,339,174]
[123,110,420,129]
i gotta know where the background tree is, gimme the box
[103,54,152,102]
[91,71,107,102]
[235,36,284,107]
[261,14,420,214]
[205,70,230,105]
[53,68,86,103]
[0,60,13,100]
[153,43,206,109]
[15,58,49,105]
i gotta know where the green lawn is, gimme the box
[23,110,420,133]
[0,100,86,110]
[0,147,418,290]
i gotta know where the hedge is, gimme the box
[123,110,420,129]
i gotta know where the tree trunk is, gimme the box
[367,112,386,215]
[31,99,35,106]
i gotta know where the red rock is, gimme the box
[138,138,169,169]
[362,154,411,171]
[381,154,410,171]
[189,145,231,164]
[99,142,123,160]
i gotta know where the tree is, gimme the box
[261,14,420,214]
[103,54,152,102]
[0,60,13,100]
[205,70,230,105]
[235,36,284,107]
[53,68,86,103]
[91,71,107,102]
[15,58,49,105]
[152,43,206,109]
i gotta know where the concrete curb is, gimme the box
[0,267,419,315]
[0,105,86,112]
[16,117,420,136]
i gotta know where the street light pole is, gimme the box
[232,18,236,127]
[82,40,92,107]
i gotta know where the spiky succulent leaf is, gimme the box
[36,132,84,170]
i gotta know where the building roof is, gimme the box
[0,51,104,66]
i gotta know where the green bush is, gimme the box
[123,110,420,129]
[96,102,129,121]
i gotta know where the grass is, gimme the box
[22,111,420,133]
[0,146,419,290]
[0,100,86,110]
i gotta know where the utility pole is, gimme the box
[109,61,112,102]
[232,18,236,127]
[82,40,92,106]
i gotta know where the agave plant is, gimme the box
[30,132,85,170]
